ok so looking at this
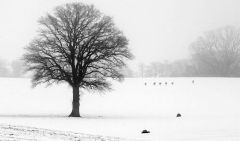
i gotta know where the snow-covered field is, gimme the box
[0,77,239,140]
[0,124,136,141]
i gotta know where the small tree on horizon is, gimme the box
[23,3,133,117]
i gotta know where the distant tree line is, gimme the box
[135,60,195,77]
[123,26,240,78]
[2,26,240,78]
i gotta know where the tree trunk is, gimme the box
[69,86,81,117]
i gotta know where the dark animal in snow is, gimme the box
[176,113,181,117]
[141,130,150,134]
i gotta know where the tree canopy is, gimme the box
[24,3,132,88]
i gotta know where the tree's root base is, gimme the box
[68,113,81,117]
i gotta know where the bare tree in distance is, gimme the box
[190,26,240,77]
[23,3,133,117]
[0,58,10,77]
[121,66,135,78]
[138,63,145,78]
[11,60,25,77]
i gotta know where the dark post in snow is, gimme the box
[23,3,133,117]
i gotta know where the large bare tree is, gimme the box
[190,26,240,77]
[24,3,133,117]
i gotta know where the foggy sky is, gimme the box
[0,0,240,64]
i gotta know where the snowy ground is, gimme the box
[0,124,138,141]
[0,77,239,140]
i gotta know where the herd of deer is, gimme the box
[144,80,194,86]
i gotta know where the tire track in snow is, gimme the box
[0,124,145,141]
